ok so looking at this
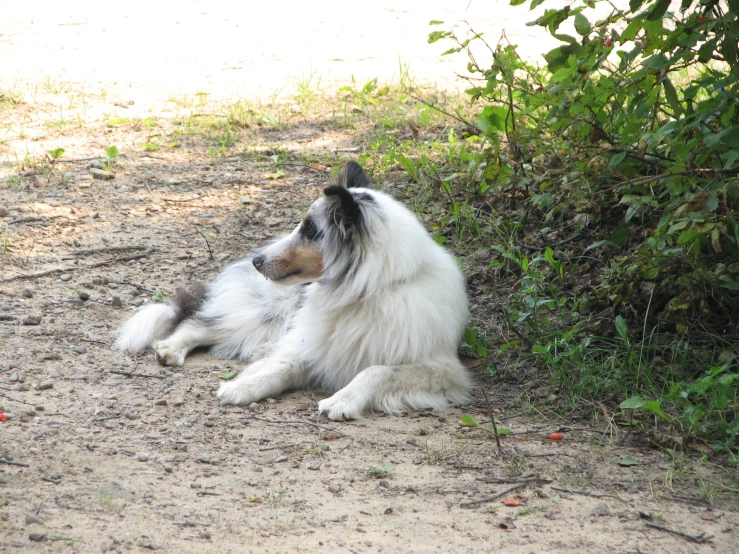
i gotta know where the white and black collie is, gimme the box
[116,162,472,420]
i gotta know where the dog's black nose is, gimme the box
[252,254,265,269]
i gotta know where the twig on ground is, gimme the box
[0,458,30,467]
[109,370,166,379]
[550,486,627,503]
[460,482,528,507]
[196,491,220,496]
[0,391,35,405]
[173,521,211,527]
[480,387,501,451]
[645,522,710,543]
[74,245,147,256]
[41,476,61,484]
[477,477,552,484]
[163,196,202,203]
[54,156,104,163]
[240,415,349,438]
[195,228,213,260]
[1,252,151,283]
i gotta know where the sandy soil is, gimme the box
[1,2,738,553]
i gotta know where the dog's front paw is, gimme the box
[152,340,187,367]
[217,380,258,406]
[318,391,363,421]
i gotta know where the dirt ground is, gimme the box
[2,2,738,553]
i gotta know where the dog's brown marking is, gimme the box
[273,243,323,281]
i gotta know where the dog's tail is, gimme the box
[115,284,207,353]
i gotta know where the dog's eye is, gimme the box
[300,217,320,241]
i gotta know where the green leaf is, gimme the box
[510,0,526,5]
[629,0,646,11]
[477,106,508,134]
[574,13,592,36]
[615,315,628,341]
[618,455,639,466]
[49,147,65,160]
[429,20,444,25]
[459,415,480,427]
[662,78,682,116]
[464,329,477,347]
[610,151,627,167]
[620,396,645,409]
[106,145,119,158]
[646,0,671,21]
[218,370,237,380]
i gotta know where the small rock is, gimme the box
[9,372,19,383]
[275,456,288,463]
[77,290,90,301]
[196,456,213,464]
[590,502,611,517]
[38,381,53,390]
[124,410,138,420]
[203,420,215,427]
[59,273,72,282]
[378,480,390,488]
[307,461,321,471]
[187,415,198,423]
[190,482,202,489]
[111,296,122,308]
[0,206,9,217]
[266,398,277,404]
[90,168,115,180]
[138,453,148,462]
[199,529,211,540]
[73,345,87,354]
[327,483,342,494]
[34,405,45,412]
[248,402,259,410]
[164,466,173,473]
[219,408,227,414]
[22,288,33,298]
[131,297,144,306]
[28,532,46,542]
[22,316,42,326]
[154,399,167,406]
[25,513,44,525]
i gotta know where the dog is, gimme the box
[115,162,473,420]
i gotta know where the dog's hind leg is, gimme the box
[152,318,215,367]
[317,360,473,421]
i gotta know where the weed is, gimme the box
[366,464,395,478]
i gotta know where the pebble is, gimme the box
[203,420,215,427]
[138,453,148,462]
[34,405,45,411]
[190,482,202,489]
[90,168,115,180]
[10,372,19,383]
[22,316,42,326]
[187,415,198,423]
[25,513,44,525]
[111,296,122,308]
[22,288,33,298]
[28,532,46,542]
[196,456,213,464]
[131,297,144,306]
[590,503,611,517]
[248,402,259,410]
[378,480,390,488]
[327,483,342,494]
[59,274,72,282]
[266,398,277,404]
[124,410,138,420]
[77,291,90,301]
[219,408,227,414]
[275,456,288,463]
[154,399,167,406]
[307,462,321,471]
[73,345,87,354]
[38,381,53,390]
[0,206,9,217]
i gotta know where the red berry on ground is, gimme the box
[549,432,564,441]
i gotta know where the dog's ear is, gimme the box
[337,161,370,189]
[323,185,360,226]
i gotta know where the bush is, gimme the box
[430,0,739,453]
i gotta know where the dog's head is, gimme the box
[252,162,375,285]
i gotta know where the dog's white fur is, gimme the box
[116,163,472,420]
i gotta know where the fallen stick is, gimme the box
[240,415,349,438]
[645,522,709,543]
[550,486,627,503]
[460,482,528,508]
[1,253,150,283]
[0,458,30,467]
[109,370,166,379]
[74,245,147,256]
